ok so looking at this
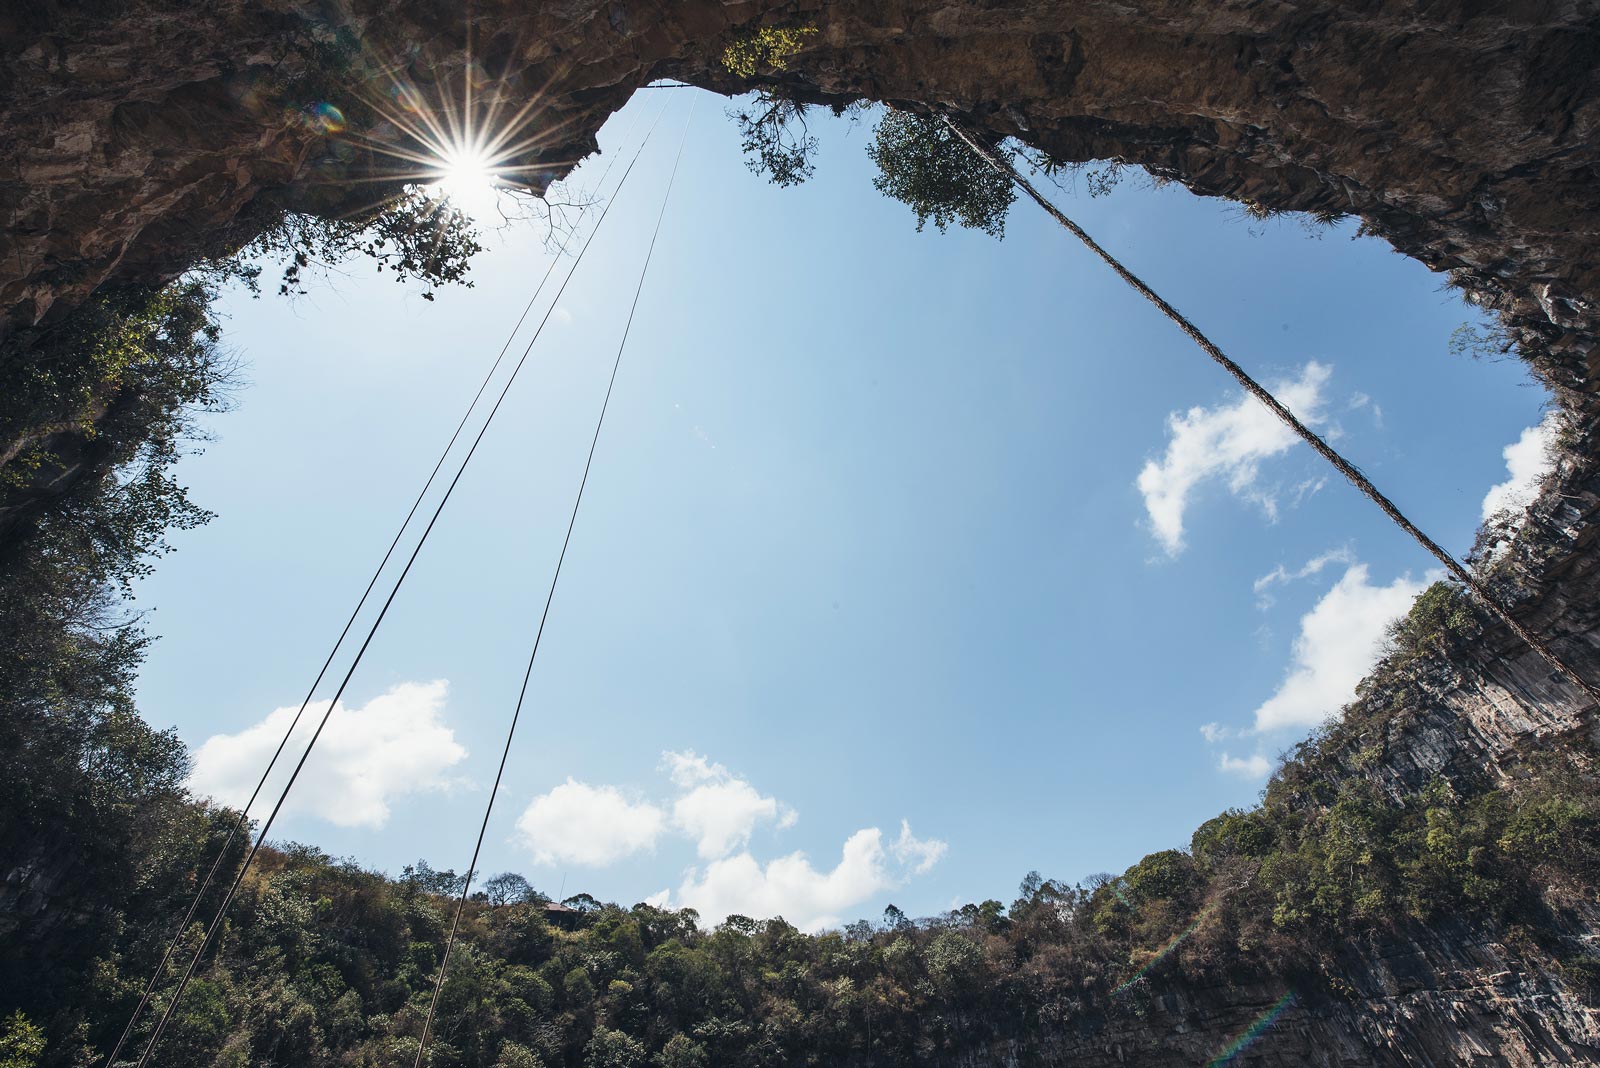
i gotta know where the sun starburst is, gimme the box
[295,32,595,227]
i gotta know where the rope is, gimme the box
[101,103,648,1068]
[410,95,697,1068]
[128,101,671,1068]
[940,112,1600,706]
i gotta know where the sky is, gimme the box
[131,88,1556,932]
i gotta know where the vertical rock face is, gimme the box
[4,1,1600,1064]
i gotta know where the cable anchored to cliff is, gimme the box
[938,111,1600,706]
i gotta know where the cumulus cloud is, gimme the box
[664,750,797,860]
[890,819,948,874]
[1251,564,1428,732]
[515,780,666,866]
[1252,546,1355,610]
[187,680,465,829]
[670,824,945,932]
[1217,752,1273,779]
[1137,361,1331,555]
[1482,412,1561,522]
[517,751,946,929]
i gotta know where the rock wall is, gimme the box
[947,909,1600,1067]
[5,2,1600,367]
[5,1,1600,1064]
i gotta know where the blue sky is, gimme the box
[133,89,1552,930]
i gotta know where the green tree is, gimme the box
[496,1041,544,1068]
[656,1033,708,1068]
[0,1013,45,1068]
[867,110,1015,237]
[584,1026,645,1068]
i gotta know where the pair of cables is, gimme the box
[110,96,691,1068]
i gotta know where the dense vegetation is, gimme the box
[0,185,483,1068]
[2,572,1597,1068]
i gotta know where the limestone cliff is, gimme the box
[4,2,1600,1064]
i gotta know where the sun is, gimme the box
[434,146,502,217]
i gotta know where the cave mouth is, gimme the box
[125,88,1556,925]
[6,5,1600,1063]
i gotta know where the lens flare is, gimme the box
[1206,992,1298,1067]
[309,36,588,230]
[1112,901,1219,995]
[305,102,346,134]
[388,83,424,114]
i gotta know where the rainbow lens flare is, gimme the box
[1206,992,1298,1067]
[305,101,347,134]
[1112,901,1219,995]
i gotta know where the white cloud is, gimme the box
[1482,412,1561,522]
[1252,564,1428,732]
[670,827,909,932]
[515,780,666,866]
[523,751,946,928]
[662,749,725,788]
[1289,476,1327,508]
[1137,362,1332,555]
[662,750,797,860]
[890,819,948,875]
[188,680,465,830]
[674,778,797,859]
[1218,752,1273,778]
[1253,546,1355,609]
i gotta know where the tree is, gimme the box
[732,92,820,187]
[496,1041,544,1068]
[656,1034,708,1068]
[563,893,602,914]
[484,872,534,906]
[584,1026,645,1068]
[403,861,470,897]
[867,110,1015,237]
[0,1013,44,1068]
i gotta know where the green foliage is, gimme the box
[0,1013,45,1068]
[497,1041,545,1068]
[867,110,1016,237]
[922,932,982,996]
[226,189,483,300]
[1191,809,1275,863]
[3,714,1597,1068]
[1387,582,1478,660]
[720,25,818,78]
[1123,850,1200,905]
[584,1027,644,1068]
[655,1034,706,1068]
[731,93,819,187]
[1,282,226,589]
